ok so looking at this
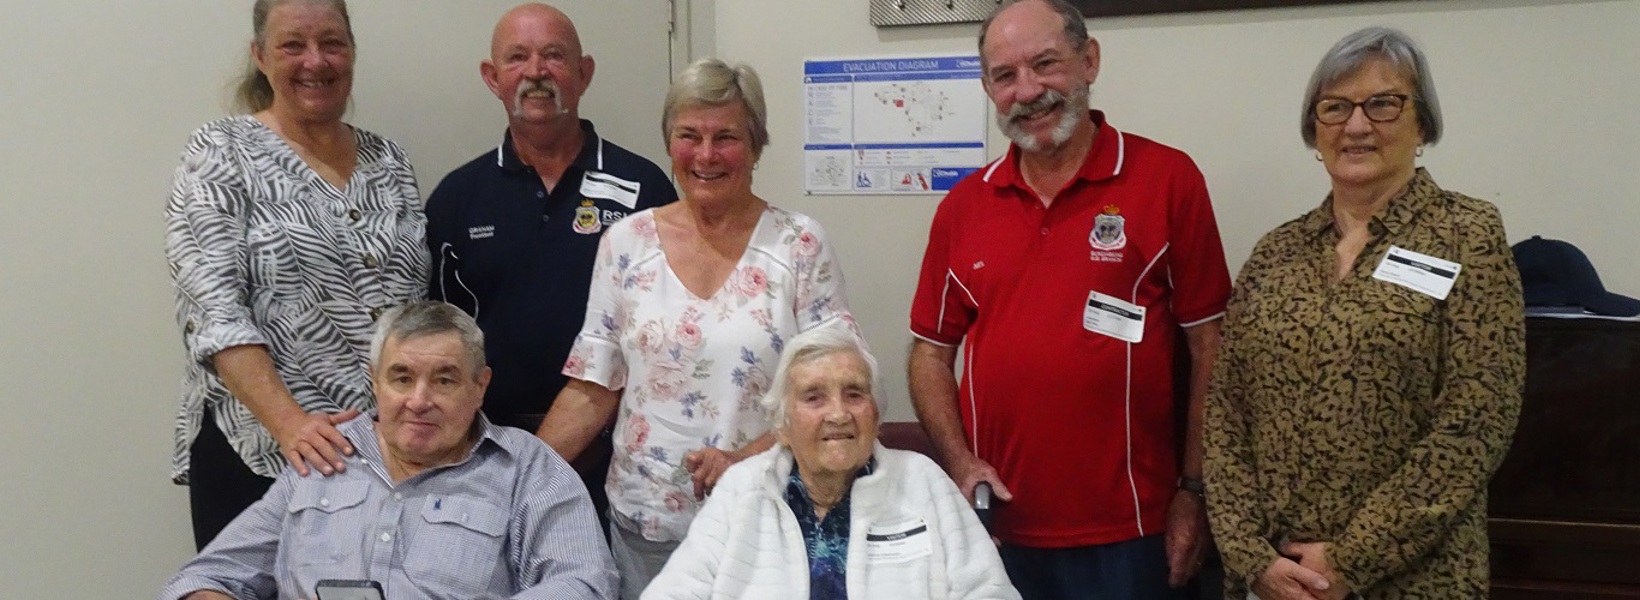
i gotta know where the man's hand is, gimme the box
[1280,541,1351,600]
[1252,556,1331,600]
[684,447,740,500]
[1164,490,1210,587]
[947,452,1013,505]
[271,409,359,477]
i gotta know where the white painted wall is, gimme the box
[0,1,671,597]
[706,0,1640,422]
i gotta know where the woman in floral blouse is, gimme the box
[1204,27,1524,600]
[538,57,855,599]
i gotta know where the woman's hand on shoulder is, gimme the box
[271,409,360,477]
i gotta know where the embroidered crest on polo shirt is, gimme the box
[468,225,495,240]
[573,199,602,234]
[1089,205,1127,262]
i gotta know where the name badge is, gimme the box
[1372,246,1461,300]
[1084,291,1146,343]
[865,518,931,563]
[579,171,640,209]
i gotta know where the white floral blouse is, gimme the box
[564,205,854,541]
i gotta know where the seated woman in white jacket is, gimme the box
[641,324,1020,600]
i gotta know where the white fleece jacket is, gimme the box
[640,443,1020,600]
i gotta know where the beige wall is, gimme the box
[0,1,669,597]
[707,0,1640,422]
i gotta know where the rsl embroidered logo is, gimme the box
[1090,205,1127,251]
[1089,205,1126,263]
[573,199,602,234]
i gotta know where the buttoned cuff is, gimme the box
[183,308,268,367]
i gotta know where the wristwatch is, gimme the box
[1177,476,1206,497]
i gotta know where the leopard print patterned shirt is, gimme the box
[1205,168,1525,598]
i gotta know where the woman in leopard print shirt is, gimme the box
[1204,27,1525,600]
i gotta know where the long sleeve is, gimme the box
[1203,236,1282,587]
[166,128,266,366]
[156,474,293,600]
[1328,202,1525,590]
[510,450,619,600]
[923,459,1020,600]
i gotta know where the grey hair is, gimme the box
[234,0,354,114]
[1301,26,1442,148]
[368,301,486,380]
[662,57,770,156]
[758,324,881,430]
[977,0,1090,71]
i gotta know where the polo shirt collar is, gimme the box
[494,118,606,174]
[980,109,1125,194]
[1300,167,1442,239]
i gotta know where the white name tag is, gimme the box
[579,171,640,209]
[865,518,931,563]
[1372,246,1461,300]
[1084,291,1146,343]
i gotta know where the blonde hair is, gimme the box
[232,0,354,113]
[661,57,769,155]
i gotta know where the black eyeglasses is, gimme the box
[1313,94,1411,125]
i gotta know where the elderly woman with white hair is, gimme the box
[1204,27,1524,600]
[538,57,855,598]
[641,325,1019,600]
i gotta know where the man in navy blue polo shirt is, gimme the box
[424,3,677,522]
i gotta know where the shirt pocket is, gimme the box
[284,479,370,567]
[403,495,509,592]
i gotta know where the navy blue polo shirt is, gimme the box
[425,120,677,425]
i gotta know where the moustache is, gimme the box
[513,78,563,115]
[1005,90,1066,122]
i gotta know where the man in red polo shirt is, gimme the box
[907,0,1230,597]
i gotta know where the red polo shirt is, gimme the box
[909,111,1230,547]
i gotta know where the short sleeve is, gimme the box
[1163,154,1231,326]
[908,193,973,346]
[789,215,855,334]
[165,126,269,366]
[562,220,632,391]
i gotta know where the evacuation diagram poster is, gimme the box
[802,56,988,195]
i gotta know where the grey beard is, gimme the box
[997,86,1087,152]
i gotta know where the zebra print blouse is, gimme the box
[165,115,429,482]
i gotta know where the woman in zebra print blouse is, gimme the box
[164,0,428,549]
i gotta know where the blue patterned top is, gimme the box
[784,457,877,600]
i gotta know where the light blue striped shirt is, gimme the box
[158,414,616,600]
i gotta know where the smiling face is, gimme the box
[778,351,879,481]
[252,1,354,123]
[482,5,594,124]
[373,332,490,473]
[1314,58,1425,193]
[667,102,758,208]
[980,0,1099,153]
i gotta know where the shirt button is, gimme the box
[541,214,550,223]
[380,532,392,543]
[319,498,330,507]
[369,307,383,321]
[536,191,545,198]
[363,255,379,268]
[348,209,362,222]
[393,492,403,500]
[184,320,196,335]
[1040,227,1050,236]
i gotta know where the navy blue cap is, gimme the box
[1512,236,1640,317]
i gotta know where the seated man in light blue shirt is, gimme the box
[158,301,617,600]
